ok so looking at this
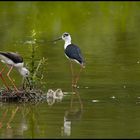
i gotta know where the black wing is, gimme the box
[0,52,23,63]
[65,44,85,65]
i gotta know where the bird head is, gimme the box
[20,67,30,77]
[20,67,32,89]
[52,32,71,42]
[62,32,71,41]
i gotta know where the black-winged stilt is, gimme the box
[53,32,85,87]
[0,51,30,92]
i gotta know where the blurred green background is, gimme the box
[0,1,140,138]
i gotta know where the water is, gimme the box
[0,1,140,138]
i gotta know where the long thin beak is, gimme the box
[51,37,62,42]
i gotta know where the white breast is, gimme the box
[64,41,71,49]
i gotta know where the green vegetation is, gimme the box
[24,29,47,90]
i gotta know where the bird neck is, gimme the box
[64,40,71,49]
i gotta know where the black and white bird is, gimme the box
[53,32,85,87]
[0,51,30,92]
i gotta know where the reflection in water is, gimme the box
[0,103,43,138]
[0,105,19,138]
[0,106,19,129]
[16,105,29,137]
[7,106,19,129]
[47,97,55,106]
[0,88,82,138]
[61,87,83,137]
[0,108,8,129]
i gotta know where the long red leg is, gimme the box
[74,66,83,88]
[0,66,10,90]
[70,61,75,87]
[6,66,19,92]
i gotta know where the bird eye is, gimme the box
[63,33,69,37]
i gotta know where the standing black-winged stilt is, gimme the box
[53,32,85,88]
[0,52,30,92]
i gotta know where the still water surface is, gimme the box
[0,1,140,138]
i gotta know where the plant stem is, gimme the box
[31,43,35,88]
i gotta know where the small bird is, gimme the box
[53,32,85,88]
[0,51,30,92]
[47,89,55,98]
[54,88,63,101]
[46,89,55,106]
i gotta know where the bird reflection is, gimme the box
[16,105,30,137]
[0,108,8,129]
[0,106,19,130]
[61,87,83,137]
[0,105,19,138]
[7,106,19,129]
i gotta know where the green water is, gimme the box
[0,1,140,138]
